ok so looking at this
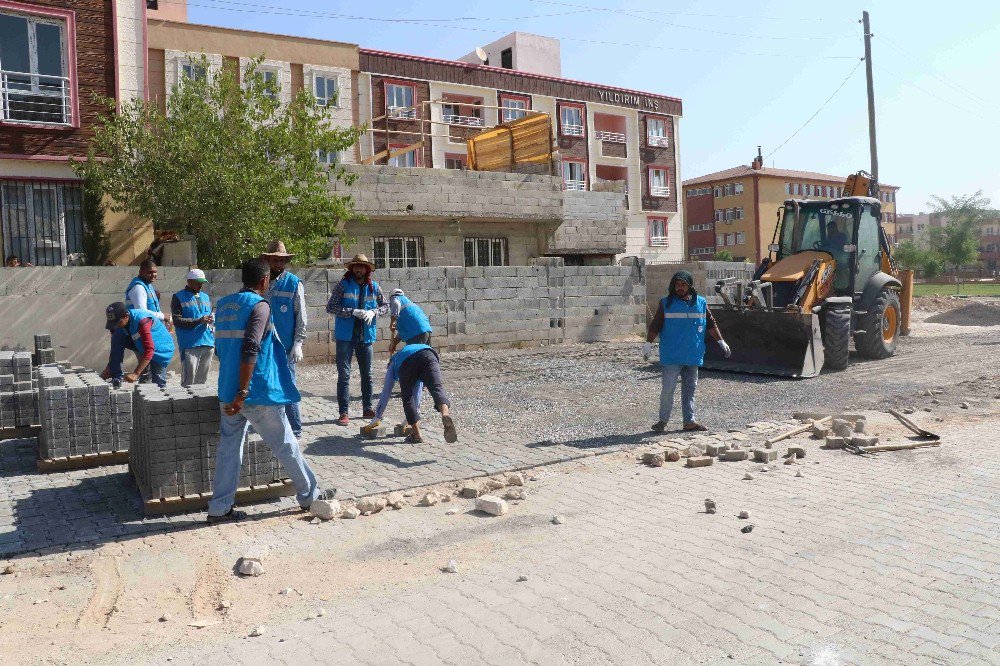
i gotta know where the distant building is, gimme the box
[897,212,1000,272]
[682,152,899,263]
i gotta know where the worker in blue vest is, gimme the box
[171,268,215,387]
[644,270,731,433]
[207,258,331,523]
[326,254,388,426]
[389,341,457,444]
[101,302,175,388]
[361,288,432,436]
[109,260,172,384]
[261,241,306,437]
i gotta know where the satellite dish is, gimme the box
[475,47,488,64]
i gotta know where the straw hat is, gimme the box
[345,254,377,270]
[261,240,294,258]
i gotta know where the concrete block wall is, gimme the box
[550,188,627,255]
[645,261,755,321]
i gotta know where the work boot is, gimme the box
[651,421,667,433]
[336,414,350,426]
[301,488,339,511]
[362,408,376,419]
[683,422,708,432]
[206,508,247,524]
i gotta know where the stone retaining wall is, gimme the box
[645,261,755,320]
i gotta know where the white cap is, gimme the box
[391,288,405,297]
[186,268,208,282]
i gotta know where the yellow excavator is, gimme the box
[703,171,908,378]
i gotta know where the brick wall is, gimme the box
[0,260,645,371]
[549,189,626,255]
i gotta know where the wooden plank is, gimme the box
[142,479,295,516]
[0,425,41,441]
[361,141,425,166]
[37,450,130,472]
[857,441,942,453]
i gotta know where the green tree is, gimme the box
[75,55,362,267]
[713,249,734,262]
[893,239,943,279]
[927,191,990,292]
[80,154,111,266]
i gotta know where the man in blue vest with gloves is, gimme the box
[326,254,388,426]
[644,270,731,433]
[170,268,215,387]
[207,258,328,523]
[106,260,173,386]
[101,302,176,388]
[261,241,306,437]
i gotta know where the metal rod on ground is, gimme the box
[859,441,941,453]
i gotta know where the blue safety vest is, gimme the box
[658,295,708,367]
[394,294,432,342]
[127,308,175,367]
[266,270,300,350]
[173,288,214,350]
[125,277,160,313]
[390,343,432,376]
[214,290,299,406]
[334,278,379,344]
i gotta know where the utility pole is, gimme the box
[862,11,879,188]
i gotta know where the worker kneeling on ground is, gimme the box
[389,340,457,444]
[644,270,731,433]
[101,302,175,388]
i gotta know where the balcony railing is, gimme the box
[1,70,71,125]
[561,124,584,137]
[647,135,669,148]
[443,113,484,127]
[595,130,625,143]
[649,236,669,247]
[387,106,417,119]
[650,185,671,197]
[564,179,587,191]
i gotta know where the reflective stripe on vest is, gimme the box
[266,271,300,350]
[173,289,214,350]
[334,278,379,344]
[658,295,708,367]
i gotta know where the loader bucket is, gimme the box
[703,309,824,378]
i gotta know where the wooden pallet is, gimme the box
[37,450,130,472]
[0,425,41,441]
[142,479,295,516]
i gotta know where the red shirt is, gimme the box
[137,318,155,361]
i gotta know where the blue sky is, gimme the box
[184,0,1000,213]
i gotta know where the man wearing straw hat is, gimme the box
[326,254,388,426]
[260,240,307,438]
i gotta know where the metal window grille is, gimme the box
[372,236,423,269]
[1,179,83,266]
[464,237,507,267]
[0,12,71,125]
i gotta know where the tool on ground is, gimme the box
[886,408,940,440]
[764,417,831,447]
[704,171,910,378]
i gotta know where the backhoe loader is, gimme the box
[703,172,908,378]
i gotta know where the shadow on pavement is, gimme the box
[305,434,435,470]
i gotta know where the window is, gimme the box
[716,234,725,247]
[444,154,466,170]
[181,60,207,82]
[735,207,745,220]
[736,232,746,245]
[0,8,73,125]
[648,217,668,246]
[464,237,507,267]
[388,144,419,167]
[714,186,721,198]
[373,236,423,269]
[735,182,744,195]
[562,160,586,190]
[646,117,669,147]
[499,93,529,122]
[316,150,339,166]
[785,183,791,195]
[385,82,416,118]
[723,184,733,197]
[314,74,338,107]
[441,101,482,126]
[559,103,584,136]
[714,210,723,223]
[501,48,513,70]
[1,179,84,265]
[648,167,670,197]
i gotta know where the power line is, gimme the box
[174,0,860,60]
[873,63,987,120]
[874,32,991,106]
[766,58,864,160]
[528,0,856,22]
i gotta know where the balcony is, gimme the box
[647,135,669,148]
[649,236,669,247]
[387,106,416,119]
[442,113,483,127]
[650,185,671,197]
[0,70,71,125]
[595,130,625,144]
[564,179,587,191]
[561,124,584,137]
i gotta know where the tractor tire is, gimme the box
[823,304,851,371]
[856,289,901,359]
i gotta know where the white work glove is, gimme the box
[290,341,303,364]
[718,339,732,358]
[351,308,366,319]
[361,310,376,325]
[642,342,652,361]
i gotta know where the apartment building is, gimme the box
[682,153,899,263]
[897,212,1000,272]
[0,0,146,265]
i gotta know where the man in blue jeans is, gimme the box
[101,302,175,388]
[644,270,731,432]
[326,254,388,426]
[261,241,306,437]
[207,258,330,523]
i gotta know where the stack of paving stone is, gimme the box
[130,384,285,501]
[32,334,56,366]
[36,366,134,460]
[0,350,38,429]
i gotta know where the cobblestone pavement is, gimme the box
[1,329,998,560]
[124,408,1000,666]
